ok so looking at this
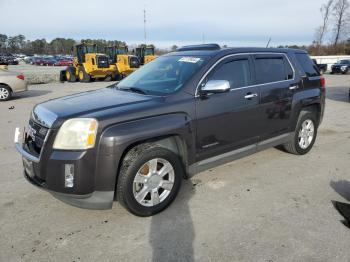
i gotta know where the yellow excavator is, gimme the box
[61,43,118,82]
[135,45,157,65]
[106,45,140,79]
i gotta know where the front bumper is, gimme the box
[14,127,114,210]
[331,67,347,74]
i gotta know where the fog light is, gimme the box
[65,164,74,188]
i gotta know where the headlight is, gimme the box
[53,118,98,150]
[341,66,347,71]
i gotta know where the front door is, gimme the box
[195,54,260,161]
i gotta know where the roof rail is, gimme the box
[176,44,221,52]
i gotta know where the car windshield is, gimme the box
[116,55,208,95]
[338,60,350,64]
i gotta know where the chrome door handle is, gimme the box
[244,93,258,99]
[289,85,298,90]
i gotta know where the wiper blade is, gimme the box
[119,87,147,95]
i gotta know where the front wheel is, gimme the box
[117,144,183,216]
[78,67,91,83]
[283,110,318,155]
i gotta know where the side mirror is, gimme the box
[200,80,231,95]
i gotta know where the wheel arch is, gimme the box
[119,134,189,176]
[96,113,195,199]
[0,83,13,93]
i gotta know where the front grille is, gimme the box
[27,119,49,154]
[129,56,140,68]
[97,56,110,68]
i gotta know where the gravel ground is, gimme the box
[0,75,349,262]
[8,64,64,84]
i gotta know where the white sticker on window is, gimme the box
[179,57,201,63]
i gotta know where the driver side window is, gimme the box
[207,58,251,89]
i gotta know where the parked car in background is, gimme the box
[34,57,56,66]
[0,54,19,65]
[54,59,73,66]
[331,59,350,74]
[24,56,35,64]
[0,69,27,101]
[312,59,327,74]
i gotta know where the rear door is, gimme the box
[253,54,297,140]
[195,54,261,161]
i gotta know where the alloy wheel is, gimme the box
[133,158,175,207]
[298,119,314,149]
[0,87,9,100]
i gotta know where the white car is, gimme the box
[0,69,27,101]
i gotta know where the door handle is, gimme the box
[289,85,298,90]
[244,93,258,99]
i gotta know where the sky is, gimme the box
[0,0,324,48]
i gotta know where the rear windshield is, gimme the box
[295,53,319,77]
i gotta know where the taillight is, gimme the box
[320,76,326,91]
[17,74,25,80]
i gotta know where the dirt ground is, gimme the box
[0,75,349,262]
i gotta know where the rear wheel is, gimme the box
[117,143,183,216]
[78,67,91,83]
[0,85,11,101]
[283,110,318,155]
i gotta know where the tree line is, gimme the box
[0,34,130,55]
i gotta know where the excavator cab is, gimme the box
[135,45,157,65]
[107,45,140,78]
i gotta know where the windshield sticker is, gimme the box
[179,57,201,63]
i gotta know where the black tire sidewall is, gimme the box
[79,67,90,82]
[120,147,183,216]
[293,112,318,155]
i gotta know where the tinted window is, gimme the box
[295,53,319,77]
[339,60,350,64]
[208,59,251,89]
[254,57,291,84]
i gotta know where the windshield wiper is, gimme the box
[118,87,148,95]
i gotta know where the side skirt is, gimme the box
[188,132,293,176]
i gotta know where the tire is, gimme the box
[110,73,121,81]
[104,75,112,82]
[117,143,183,216]
[0,85,12,101]
[283,110,318,155]
[66,67,77,82]
[78,67,91,83]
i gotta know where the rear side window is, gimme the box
[208,59,251,89]
[254,56,293,84]
[295,53,319,77]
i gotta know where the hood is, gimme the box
[33,87,158,128]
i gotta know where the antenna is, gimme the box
[143,9,147,45]
[266,37,271,48]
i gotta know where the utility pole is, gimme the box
[143,9,147,45]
